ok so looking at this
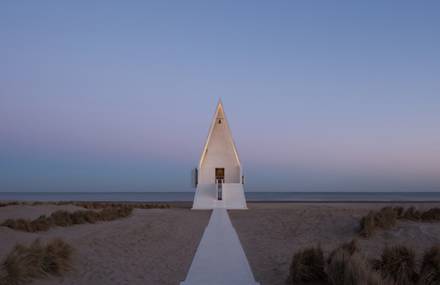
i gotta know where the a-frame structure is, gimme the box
[192,100,247,209]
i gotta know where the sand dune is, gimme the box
[230,202,440,285]
[0,204,87,220]
[3,202,440,285]
[0,205,210,285]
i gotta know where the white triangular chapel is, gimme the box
[192,100,247,209]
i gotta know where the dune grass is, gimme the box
[418,246,440,285]
[359,207,397,238]
[71,202,170,209]
[287,241,387,285]
[0,239,73,285]
[374,245,418,285]
[286,246,327,284]
[0,202,20,208]
[287,242,440,285]
[420,208,440,222]
[326,239,385,285]
[327,239,359,262]
[0,201,171,232]
[327,248,383,285]
[0,201,171,209]
[403,207,423,221]
[1,207,133,232]
[359,206,440,238]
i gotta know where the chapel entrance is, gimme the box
[215,168,224,201]
[215,168,225,183]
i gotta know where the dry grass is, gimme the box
[420,208,440,222]
[288,241,440,285]
[327,239,359,263]
[0,201,171,209]
[0,201,171,232]
[403,207,422,221]
[418,246,440,285]
[359,208,397,238]
[392,206,405,218]
[0,239,73,285]
[326,239,386,285]
[339,239,359,256]
[0,202,20,208]
[359,212,377,238]
[72,202,170,210]
[327,249,384,285]
[375,245,418,285]
[1,207,133,232]
[359,207,440,238]
[286,246,327,284]
[374,207,397,229]
[288,241,390,285]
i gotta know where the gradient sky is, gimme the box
[1,1,439,192]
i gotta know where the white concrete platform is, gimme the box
[192,183,248,209]
[181,208,259,285]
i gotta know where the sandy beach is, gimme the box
[230,202,440,285]
[0,204,210,285]
[2,202,440,285]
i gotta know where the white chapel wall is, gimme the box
[198,116,241,184]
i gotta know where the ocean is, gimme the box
[1,192,440,202]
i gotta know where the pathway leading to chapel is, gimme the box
[181,208,259,285]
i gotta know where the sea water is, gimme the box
[1,192,440,202]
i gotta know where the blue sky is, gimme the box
[1,1,439,192]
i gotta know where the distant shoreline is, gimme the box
[0,200,440,204]
[1,191,440,204]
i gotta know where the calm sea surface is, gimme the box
[1,192,440,202]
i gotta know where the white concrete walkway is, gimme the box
[181,208,259,285]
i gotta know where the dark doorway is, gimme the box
[215,168,225,183]
[215,168,224,200]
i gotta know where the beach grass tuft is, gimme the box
[287,241,440,285]
[327,239,359,263]
[327,248,383,285]
[418,246,440,285]
[0,201,21,208]
[359,206,440,238]
[392,206,405,218]
[0,201,171,209]
[359,207,397,238]
[420,208,440,222]
[373,207,397,229]
[71,202,171,210]
[1,207,133,232]
[287,246,327,284]
[339,239,359,256]
[0,239,72,285]
[359,212,377,238]
[375,245,418,285]
[403,207,422,221]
